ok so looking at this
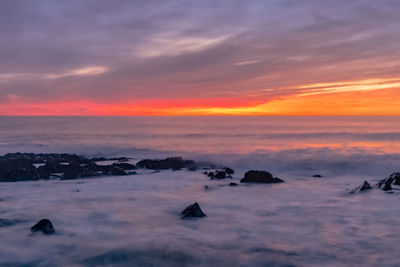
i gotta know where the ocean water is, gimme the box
[1,116,400,266]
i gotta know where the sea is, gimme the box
[0,116,400,266]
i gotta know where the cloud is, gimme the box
[0,0,399,114]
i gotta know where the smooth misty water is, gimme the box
[1,116,400,266]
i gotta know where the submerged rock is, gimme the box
[136,157,195,170]
[350,181,372,194]
[30,219,55,235]
[181,202,206,218]
[240,170,284,184]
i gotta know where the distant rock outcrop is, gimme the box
[181,202,206,218]
[0,153,138,182]
[136,157,195,170]
[240,170,284,184]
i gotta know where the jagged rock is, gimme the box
[350,181,372,194]
[377,172,400,191]
[240,170,284,184]
[31,219,55,235]
[214,171,226,179]
[181,202,206,218]
[136,157,195,170]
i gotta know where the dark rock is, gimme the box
[382,183,392,191]
[350,181,372,194]
[31,219,55,235]
[112,163,136,170]
[207,172,215,177]
[0,158,38,182]
[136,157,195,170]
[313,174,323,178]
[214,171,226,179]
[188,167,197,171]
[224,167,235,175]
[204,185,209,190]
[181,202,206,218]
[240,170,284,184]
[388,172,400,185]
[229,182,238,186]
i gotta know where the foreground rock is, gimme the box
[0,153,137,182]
[136,157,195,170]
[350,181,372,194]
[240,170,284,184]
[31,219,55,235]
[181,202,206,218]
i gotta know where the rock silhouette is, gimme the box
[350,181,372,194]
[181,203,206,218]
[240,170,284,184]
[30,219,55,235]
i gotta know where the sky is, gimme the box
[1,0,400,115]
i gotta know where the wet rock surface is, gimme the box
[240,170,284,184]
[0,153,137,182]
[31,219,55,235]
[181,202,206,218]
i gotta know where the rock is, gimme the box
[204,185,209,190]
[229,182,238,186]
[188,167,197,171]
[207,172,215,178]
[313,174,323,178]
[350,181,372,194]
[181,202,206,218]
[389,172,400,185]
[0,158,38,182]
[382,183,392,191]
[240,170,284,184]
[136,157,195,170]
[224,167,235,175]
[214,171,226,179]
[112,163,136,170]
[31,219,55,235]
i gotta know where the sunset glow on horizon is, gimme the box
[1,1,400,115]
